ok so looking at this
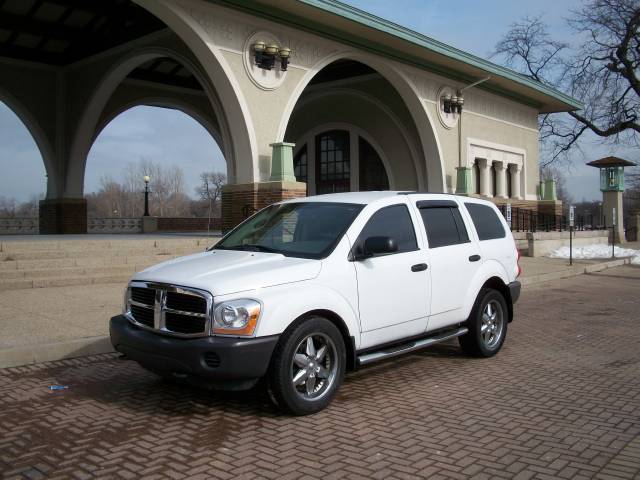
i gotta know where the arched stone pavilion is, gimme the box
[0,0,581,233]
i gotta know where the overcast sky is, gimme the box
[1,0,636,203]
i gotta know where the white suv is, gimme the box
[110,192,521,415]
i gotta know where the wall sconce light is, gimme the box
[441,91,464,114]
[252,41,291,71]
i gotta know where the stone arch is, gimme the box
[95,97,225,158]
[292,121,398,193]
[133,0,258,183]
[277,51,445,193]
[66,1,261,196]
[66,46,241,197]
[289,88,422,190]
[0,87,57,198]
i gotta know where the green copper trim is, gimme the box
[209,0,582,111]
[455,167,473,195]
[542,179,557,201]
[269,142,297,182]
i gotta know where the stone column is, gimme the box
[603,190,624,242]
[494,161,507,199]
[510,164,522,200]
[477,158,491,197]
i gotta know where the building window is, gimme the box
[315,130,350,194]
[359,137,389,191]
[293,145,308,183]
[507,165,513,198]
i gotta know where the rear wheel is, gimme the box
[268,317,345,415]
[459,288,508,357]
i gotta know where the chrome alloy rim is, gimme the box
[481,300,504,349]
[291,333,338,400]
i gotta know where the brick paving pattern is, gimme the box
[1,266,640,479]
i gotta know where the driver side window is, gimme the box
[356,204,418,255]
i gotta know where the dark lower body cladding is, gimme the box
[109,315,279,390]
[509,281,521,304]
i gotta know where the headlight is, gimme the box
[213,299,261,336]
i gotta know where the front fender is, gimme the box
[461,259,510,320]
[217,282,361,348]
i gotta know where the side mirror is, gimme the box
[362,236,397,258]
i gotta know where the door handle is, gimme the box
[468,255,481,262]
[411,263,428,272]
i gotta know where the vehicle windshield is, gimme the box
[214,202,364,259]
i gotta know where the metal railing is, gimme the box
[496,206,604,233]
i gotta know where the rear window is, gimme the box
[419,206,469,248]
[465,203,506,241]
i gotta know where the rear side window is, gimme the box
[465,203,506,240]
[419,207,469,248]
[358,204,418,253]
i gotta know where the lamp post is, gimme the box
[143,175,150,217]
[587,156,636,243]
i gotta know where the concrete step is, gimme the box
[0,237,217,253]
[0,272,134,291]
[0,253,185,271]
[0,262,158,280]
[0,246,204,261]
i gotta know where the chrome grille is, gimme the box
[125,282,212,337]
[130,304,154,327]
[166,291,206,314]
[165,312,206,334]
[131,287,156,305]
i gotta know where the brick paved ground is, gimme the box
[1,266,639,480]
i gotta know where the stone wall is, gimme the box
[0,218,39,235]
[526,230,610,257]
[156,217,221,232]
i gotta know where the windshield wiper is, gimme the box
[234,244,279,253]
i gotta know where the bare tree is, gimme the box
[197,172,226,204]
[493,0,640,163]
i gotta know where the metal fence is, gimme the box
[496,206,603,233]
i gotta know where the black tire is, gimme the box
[268,316,346,415]
[459,288,508,357]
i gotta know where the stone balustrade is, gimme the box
[0,218,39,235]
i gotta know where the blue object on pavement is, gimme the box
[48,385,68,390]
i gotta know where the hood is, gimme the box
[132,249,322,296]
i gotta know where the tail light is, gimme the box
[516,250,522,278]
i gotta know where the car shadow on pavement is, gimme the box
[45,341,468,419]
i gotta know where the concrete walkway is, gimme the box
[0,253,637,368]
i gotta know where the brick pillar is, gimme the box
[221,181,307,232]
[38,198,87,234]
[538,200,563,217]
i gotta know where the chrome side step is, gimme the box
[357,327,468,366]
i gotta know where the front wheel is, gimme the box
[268,317,346,415]
[459,288,508,357]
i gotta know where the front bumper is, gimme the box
[509,281,521,304]
[110,315,279,382]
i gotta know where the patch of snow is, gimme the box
[548,244,640,262]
